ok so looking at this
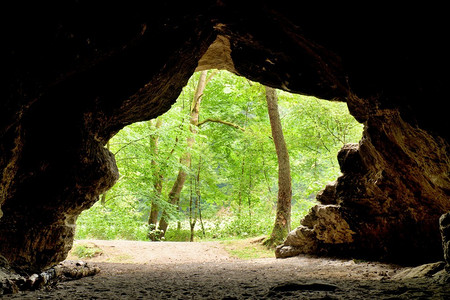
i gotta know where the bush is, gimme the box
[75,196,149,241]
[164,229,192,241]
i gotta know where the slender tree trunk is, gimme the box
[237,102,251,218]
[148,118,163,241]
[177,198,182,231]
[248,163,253,222]
[197,156,206,237]
[237,157,245,217]
[100,193,107,205]
[148,118,163,228]
[189,175,196,242]
[158,167,188,235]
[148,192,160,226]
[264,86,292,247]
[158,71,208,237]
[100,141,110,205]
[261,144,273,195]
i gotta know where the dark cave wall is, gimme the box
[1,2,449,272]
[215,4,450,264]
[277,96,450,264]
[1,1,217,272]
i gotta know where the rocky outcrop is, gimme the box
[1,2,449,273]
[276,204,355,259]
[278,104,450,264]
[0,2,216,272]
[440,213,450,270]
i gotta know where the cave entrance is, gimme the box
[73,70,363,249]
[3,5,450,298]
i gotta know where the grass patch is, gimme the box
[221,236,274,259]
[164,229,192,241]
[71,243,103,259]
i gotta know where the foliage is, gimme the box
[71,244,103,259]
[221,237,274,259]
[148,224,166,241]
[75,70,363,242]
[76,195,149,241]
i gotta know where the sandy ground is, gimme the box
[3,239,450,299]
[67,239,235,264]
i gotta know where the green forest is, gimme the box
[75,70,363,243]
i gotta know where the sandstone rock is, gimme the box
[392,261,446,280]
[277,205,355,258]
[311,205,355,244]
[337,143,367,174]
[284,226,318,250]
[275,226,317,258]
[316,181,337,205]
[275,245,303,259]
[440,213,450,270]
[0,260,100,295]
[300,205,355,244]
[279,112,450,264]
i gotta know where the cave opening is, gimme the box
[2,3,450,297]
[73,70,363,247]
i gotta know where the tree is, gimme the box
[148,118,163,240]
[264,86,292,247]
[158,70,209,238]
[75,70,363,242]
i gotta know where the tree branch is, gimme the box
[113,136,148,155]
[197,118,245,132]
[205,69,219,86]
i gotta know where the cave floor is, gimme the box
[3,240,450,299]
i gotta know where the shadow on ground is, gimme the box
[2,240,450,299]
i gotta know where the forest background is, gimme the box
[75,70,363,243]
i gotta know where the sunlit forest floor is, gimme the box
[4,239,450,299]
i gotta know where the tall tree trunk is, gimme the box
[197,156,206,237]
[177,197,182,231]
[264,86,292,247]
[261,144,273,195]
[189,174,196,242]
[237,157,245,217]
[158,167,187,235]
[248,163,253,222]
[236,102,251,219]
[158,71,208,237]
[100,141,110,205]
[189,155,204,241]
[148,118,163,240]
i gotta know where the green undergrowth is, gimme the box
[71,243,103,259]
[221,236,274,259]
[75,198,316,243]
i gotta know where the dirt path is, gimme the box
[67,239,235,264]
[3,239,450,299]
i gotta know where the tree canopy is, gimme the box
[75,70,363,241]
